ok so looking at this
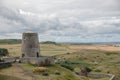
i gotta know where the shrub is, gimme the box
[80,66,92,73]
[85,67,92,72]
[0,48,8,56]
[0,62,12,69]
[33,67,48,73]
[61,64,74,71]
[41,41,56,44]
[104,52,119,55]
[75,72,80,75]
[66,52,70,54]
[42,72,49,76]
[107,71,110,73]
[54,70,61,75]
[94,69,101,72]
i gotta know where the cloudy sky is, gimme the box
[0,0,120,42]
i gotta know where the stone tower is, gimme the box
[21,32,40,57]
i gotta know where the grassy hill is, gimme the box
[0,39,58,45]
[0,39,21,44]
[41,41,57,44]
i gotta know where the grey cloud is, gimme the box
[0,0,120,42]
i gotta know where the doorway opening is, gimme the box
[37,52,39,57]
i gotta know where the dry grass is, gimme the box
[0,44,119,57]
[0,44,72,57]
[0,44,21,57]
[69,44,120,52]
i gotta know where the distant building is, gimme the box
[113,44,120,47]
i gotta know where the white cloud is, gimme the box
[0,0,120,42]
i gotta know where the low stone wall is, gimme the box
[79,73,115,80]
[87,73,110,78]
[2,57,16,63]
[21,56,54,66]
[108,74,115,80]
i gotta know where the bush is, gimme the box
[104,52,119,55]
[54,70,61,75]
[94,69,101,72]
[107,71,110,73]
[42,72,49,76]
[41,41,56,44]
[66,52,70,54]
[57,60,80,65]
[0,62,12,69]
[80,66,92,73]
[0,48,8,56]
[61,64,74,71]
[33,67,48,73]
[85,67,92,72]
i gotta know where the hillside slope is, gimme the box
[0,39,21,44]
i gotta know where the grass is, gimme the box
[40,44,72,56]
[46,64,80,80]
[0,74,21,80]
[0,44,21,57]
[0,63,80,80]
[0,39,21,44]
[0,43,120,80]
[0,44,72,57]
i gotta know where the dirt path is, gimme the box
[0,63,39,80]
[13,63,39,80]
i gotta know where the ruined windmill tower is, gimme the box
[21,32,40,58]
[21,32,54,66]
